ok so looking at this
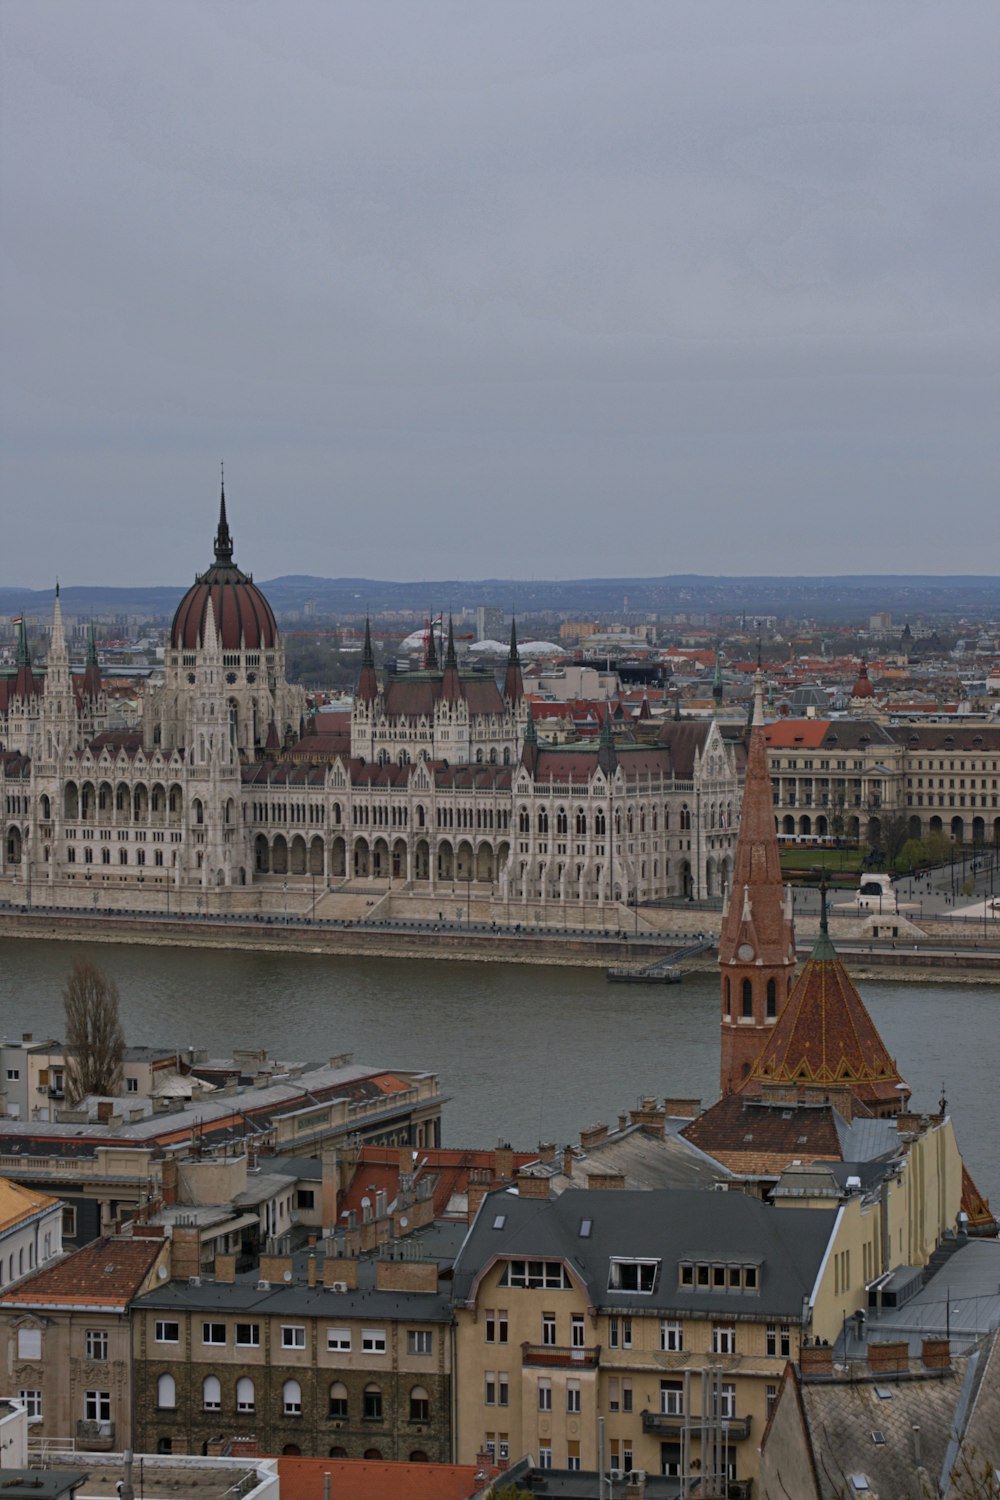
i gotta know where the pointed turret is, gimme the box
[441,615,462,703]
[503,618,524,703]
[214,471,234,564]
[747,884,909,1116]
[718,668,796,1095]
[81,620,103,701]
[597,704,618,777]
[13,617,39,700]
[423,619,438,671]
[520,705,539,773]
[357,616,378,704]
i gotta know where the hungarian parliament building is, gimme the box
[0,494,742,916]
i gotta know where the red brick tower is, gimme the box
[718,670,796,1095]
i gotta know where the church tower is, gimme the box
[718,669,796,1095]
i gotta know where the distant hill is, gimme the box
[1,575,996,622]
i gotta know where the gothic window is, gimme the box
[575,809,586,835]
[595,811,606,836]
[680,805,691,831]
[519,809,530,834]
[766,979,777,1018]
[742,979,753,1017]
[556,808,567,835]
[538,809,549,834]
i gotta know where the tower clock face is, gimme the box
[737,943,755,960]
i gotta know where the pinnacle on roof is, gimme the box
[597,703,617,776]
[16,616,30,668]
[214,467,234,565]
[444,615,458,670]
[503,616,524,703]
[423,618,438,672]
[81,620,103,700]
[357,616,378,704]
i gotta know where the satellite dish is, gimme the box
[157,1265,168,1280]
[283,1269,292,1283]
[399,1216,409,1228]
[361,1196,371,1209]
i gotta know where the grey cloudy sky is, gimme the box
[2,1,998,588]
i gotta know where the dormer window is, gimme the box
[608,1258,659,1294]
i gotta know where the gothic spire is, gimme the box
[423,618,438,671]
[214,468,233,564]
[503,616,524,703]
[444,614,458,670]
[358,615,378,704]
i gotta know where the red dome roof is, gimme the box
[170,489,278,652]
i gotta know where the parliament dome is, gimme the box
[170,489,278,652]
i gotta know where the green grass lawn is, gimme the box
[780,847,867,882]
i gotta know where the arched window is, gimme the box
[364,1448,383,1461]
[556,808,567,836]
[283,1379,302,1416]
[724,977,730,1014]
[537,809,549,834]
[329,1447,348,1458]
[595,811,606,837]
[237,1376,255,1412]
[363,1384,383,1421]
[328,1382,348,1420]
[409,1386,430,1422]
[766,978,777,1018]
[575,810,586,835]
[519,808,530,834]
[157,1373,176,1409]
[203,1376,221,1411]
[742,978,753,1018]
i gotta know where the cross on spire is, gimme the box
[214,467,233,564]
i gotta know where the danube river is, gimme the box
[1,938,997,1206]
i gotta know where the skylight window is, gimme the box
[492,1214,506,1230]
[579,1219,593,1238]
[874,1386,894,1401]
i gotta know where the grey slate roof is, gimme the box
[453,1187,837,1318]
[856,1240,1000,1356]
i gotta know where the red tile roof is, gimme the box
[278,1457,479,1500]
[0,1235,165,1311]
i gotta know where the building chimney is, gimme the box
[537,1142,556,1164]
[562,1147,574,1177]
[920,1337,950,1370]
[516,1171,551,1200]
[579,1123,609,1150]
[799,1343,834,1377]
[467,1182,490,1223]
[307,1255,317,1288]
[867,1340,909,1375]
[494,1145,514,1180]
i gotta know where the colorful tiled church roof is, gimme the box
[745,910,908,1114]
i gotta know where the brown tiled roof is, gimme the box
[746,930,906,1109]
[0,1234,164,1310]
[681,1095,845,1175]
[0,1177,59,1234]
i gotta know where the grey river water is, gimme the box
[1,937,997,1207]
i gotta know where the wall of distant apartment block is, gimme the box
[131,1304,451,1461]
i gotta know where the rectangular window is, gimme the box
[537,1378,552,1412]
[126,1077,139,1093]
[281,1325,306,1349]
[715,1383,736,1420]
[202,1323,226,1345]
[660,1380,684,1416]
[17,1329,41,1361]
[713,1325,736,1355]
[661,1321,683,1352]
[766,1384,778,1419]
[235,1323,260,1347]
[327,1326,351,1351]
[408,1330,433,1355]
[362,1328,386,1354]
[296,1188,315,1210]
[155,1320,179,1344]
[18,1390,42,1420]
[608,1316,619,1348]
[541,1312,556,1346]
[780,1325,791,1357]
[85,1329,108,1361]
[504,1259,569,1289]
[607,1258,659,1293]
[567,1440,581,1472]
[622,1378,633,1413]
[621,1317,633,1349]
[84,1390,111,1422]
[484,1308,508,1343]
[608,1378,621,1412]
[766,1324,776,1356]
[538,1444,552,1470]
[567,1379,581,1414]
[498,1372,509,1408]
[485,1372,496,1407]
[571,1314,585,1348]
[6,1068,19,1081]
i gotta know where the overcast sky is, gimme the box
[2,1,998,588]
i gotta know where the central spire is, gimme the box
[214,467,233,564]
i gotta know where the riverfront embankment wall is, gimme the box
[0,908,997,981]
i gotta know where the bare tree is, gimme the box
[63,958,126,1104]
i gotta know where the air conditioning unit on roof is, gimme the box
[256,1279,270,1291]
[329,1280,348,1293]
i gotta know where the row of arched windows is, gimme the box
[155,1374,431,1422]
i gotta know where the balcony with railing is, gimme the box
[521,1341,600,1369]
[641,1409,752,1442]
